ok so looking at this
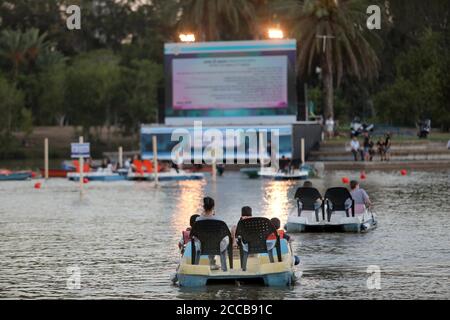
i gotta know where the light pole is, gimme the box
[267,28,284,39]
[179,33,195,42]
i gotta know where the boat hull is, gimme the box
[40,168,73,178]
[127,171,205,181]
[67,173,126,182]
[0,172,32,181]
[176,239,296,287]
[178,270,295,287]
[258,169,309,180]
[286,219,377,233]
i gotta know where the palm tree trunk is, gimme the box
[322,70,334,119]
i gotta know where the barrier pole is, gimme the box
[152,136,159,185]
[79,136,84,196]
[259,131,265,172]
[118,146,123,168]
[211,148,217,182]
[44,138,49,180]
[301,138,305,165]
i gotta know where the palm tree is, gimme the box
[179,0,258,41]
[282,0,380,119]
[0,28,52,79]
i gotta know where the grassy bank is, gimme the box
[1,126,139,160]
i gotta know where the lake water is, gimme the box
[1,170,449,299]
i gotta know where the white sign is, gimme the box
[71,143,90,158]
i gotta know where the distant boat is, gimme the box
[258,167,309,180]
[241,167,309,180]
[127,169,205,181]
[39,168,74,178]
[0,171,32,181]
[67,171,126,182]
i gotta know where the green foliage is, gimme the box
[375,30,448,129]
[0,75,26,139]
[117,59,163,134]
[179,0,257,41]
[65,50,122,140]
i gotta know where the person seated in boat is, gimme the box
[131,154,143,173]
[99,157,114,172]
[303,180,313,188]
[268,218,291,242]
[178,214,200,254]
[269,218,301,265]
[231,206,253,246]
[279,155,290,173]
[194,197,229,271]
[350,180,372,214]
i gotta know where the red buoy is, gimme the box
[360,171,366,180]
[34,182,41,189]
[400,169,407,176]
[341,177,350,184]
[31,172,37,178]
[83,177,89,184]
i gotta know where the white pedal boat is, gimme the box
[127,169,205,181]
[285,187,377,233]
[175,218,297,287]
[258,167,309,180]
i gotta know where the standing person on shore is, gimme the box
[376,139,385,161]
[384,132,392,161]
[363,132,371,161]
[325,116,335,139]
[350,136,363,161]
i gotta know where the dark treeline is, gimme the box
[0,0,449,155]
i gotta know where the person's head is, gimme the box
[350,180,359,190]
[189,214,200,227]
[271,217,281,230]
[241,206,252,218]
[303,180,313,188]
[352,136,357,140]
[203,197,215,215]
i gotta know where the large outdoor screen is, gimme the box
[164,40,297,121]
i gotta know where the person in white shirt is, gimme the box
[350,136,363,161]
[325,116,335,139]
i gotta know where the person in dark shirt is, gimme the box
[363,132,371,161]
[384,132,392,161]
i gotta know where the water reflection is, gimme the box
[170,180,206,234]
[261,181,296,221]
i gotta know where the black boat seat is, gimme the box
[294,187,323,222]
[235,217,282,271]
[324,187,355,222]
[190,219,233,270]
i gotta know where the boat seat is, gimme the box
[190,219,233,270]
[294,187,323,222]
[235,217,282,271]
[324,187,355,222]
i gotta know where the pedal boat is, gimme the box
[67,171,125,182]
[0,170,32,181]
[176,218,297,287]
[285,187,377,233]
[258,167,309,180]
[127,169,204,181]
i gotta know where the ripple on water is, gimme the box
[0,171,449,299]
